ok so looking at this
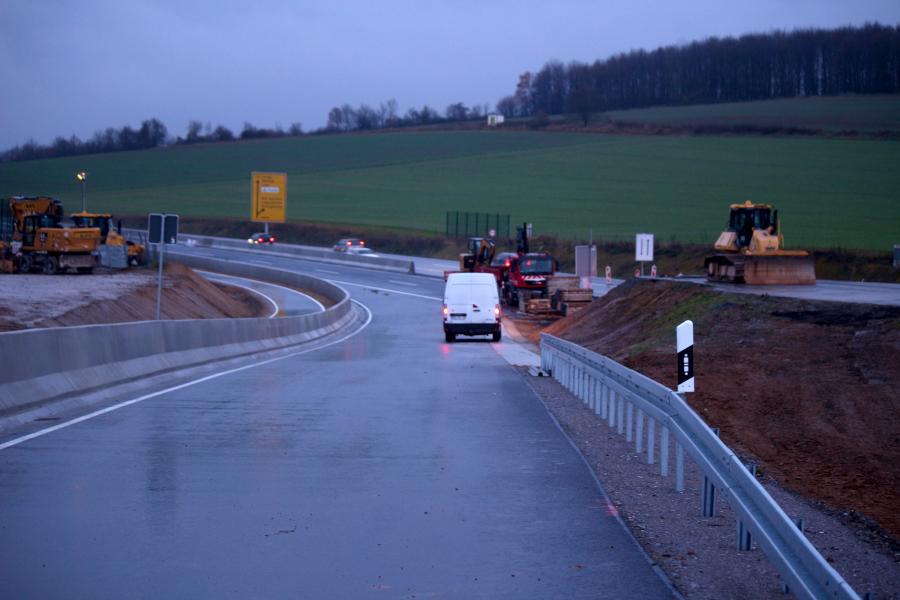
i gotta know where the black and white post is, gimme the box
[676,319,694,393]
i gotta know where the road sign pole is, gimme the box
[156,216,165,321]
[264,222,269,236]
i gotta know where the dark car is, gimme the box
[248,232,276,245]
[333,238,365,252]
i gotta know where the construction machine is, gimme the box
[704,201,815,285]
[501,223,556,306]
[71,211,144,265]
[2,197,101,274]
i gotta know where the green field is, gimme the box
[602,95,900,132]
[1,128,898,250]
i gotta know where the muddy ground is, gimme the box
[513,279,900,546]
[0,263,266,330]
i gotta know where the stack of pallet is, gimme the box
[524,297,553,314]
[548,275,594,316]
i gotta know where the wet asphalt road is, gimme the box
[0,247,672,599]
[197,270,324,316]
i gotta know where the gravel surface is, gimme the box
[520,368,900,599]
[0,271,157,326]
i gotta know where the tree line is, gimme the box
[496,23,900,123]
[4,23,897,162]
[0,119,304,163]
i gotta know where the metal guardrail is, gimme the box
[540,333,860,600]
[124,229,416,274]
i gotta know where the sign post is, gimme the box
[676,320,694,393]
[148,213,179,321]
[251,172,287,238]
[635,233,654,277]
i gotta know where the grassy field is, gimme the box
[1,127,898,250]
[601,95,900,132]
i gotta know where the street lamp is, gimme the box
[75,171,87,212]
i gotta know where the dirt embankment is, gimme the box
[534,279,900,542]
[0,263,266,331]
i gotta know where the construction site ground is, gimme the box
[0,263,266,331]
[508,279,900,540]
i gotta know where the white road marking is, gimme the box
[0,301,373,451]
[387,279,418,287]
[315,269,340,275]
[196,270,325,312]
[198,272,280,318]
[328,279,441,302]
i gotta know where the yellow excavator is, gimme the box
[71,212,144,266]
[704,201,815,285]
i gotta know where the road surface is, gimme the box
[0,245,673,599]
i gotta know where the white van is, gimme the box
[442,272,501,343]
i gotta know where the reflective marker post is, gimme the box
[676,320,694,393]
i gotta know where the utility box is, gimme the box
[575,245,597,287]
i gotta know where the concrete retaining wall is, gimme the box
[0,255,354,419]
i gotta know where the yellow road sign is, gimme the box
[251,172,287,223]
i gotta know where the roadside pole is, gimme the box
[156,238,166,321]
[149,213,179,321]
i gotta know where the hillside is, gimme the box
[600,95,900,133]
[1,124,899,250]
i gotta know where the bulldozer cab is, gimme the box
[728,203,776,248]
[71,213,112,240]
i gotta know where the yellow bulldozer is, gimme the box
[704,201,815,285]
[71,211,144,265]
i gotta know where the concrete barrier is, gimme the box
[125,229,416,274]
[0,255,356,421]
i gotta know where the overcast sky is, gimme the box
[1,0,898,149]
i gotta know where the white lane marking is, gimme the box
[0,301,373,452]
[387,280,418,287]
[315,269,340,275]
[327,279,441,302]
[196,270,325,312]
[199,273,279,318]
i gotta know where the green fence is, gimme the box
[445,211,511,239]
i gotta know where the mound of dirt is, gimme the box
[543,279,900,541]
[0,264,266,330]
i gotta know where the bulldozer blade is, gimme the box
[741,255,816,285]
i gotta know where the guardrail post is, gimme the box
[782,518,805,595]
[647,419,656,465]
[701,476,716,517]
[675,442,684,492]
[600,384,608,419]
[701,428,720,517]
[617,395,625,435]
[625,402,633,442]
[635,409,644,453]
[660,426,670,477]
[608,390,616,428]
[737,463,757,550]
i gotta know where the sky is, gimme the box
[1,0,899,149]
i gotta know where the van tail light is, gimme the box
[494,304,501,319]
[442,305,448,319]
[270,236,275,242]
[360,240,365,246]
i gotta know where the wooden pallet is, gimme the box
[525,298,553,314]
[547,275,580,295]
[558,288,593,303]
